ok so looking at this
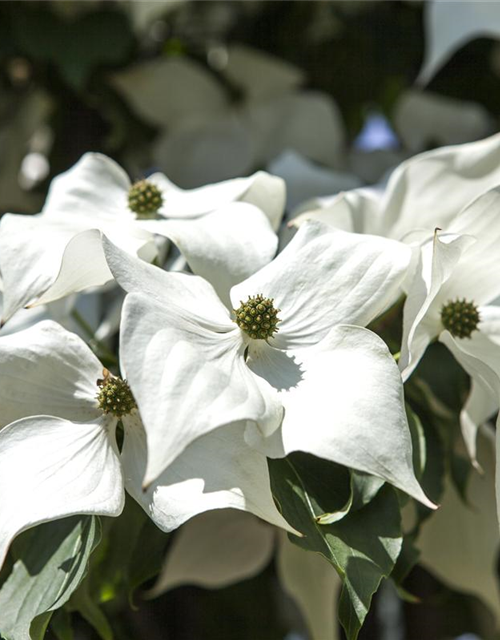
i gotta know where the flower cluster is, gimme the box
[2,134,500,639]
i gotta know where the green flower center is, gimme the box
[440,298,480,339]
[234,294,281,340]
[96,369,137,417]
[128,179,163,219]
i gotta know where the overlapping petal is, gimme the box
[232,220,411,350]
[122,418,294,536]
[246,325,434,508]
[120,293,282,485]
[138,203,278,306]
[400,231,475,380]
[0,415,124,571]
[103,235,232,326]
[0,320,101,428]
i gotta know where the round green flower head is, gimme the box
[128,179,163,219]
[234,294,281,340]
[96,369,137,418]
[440,298,480,339]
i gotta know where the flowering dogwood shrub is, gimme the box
[0,132,499,640]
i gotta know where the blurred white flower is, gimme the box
[149,508,341,640]
[111,46,346,187]
[416,427,500,625]
[419,0,500,85]
[394,89,494,153]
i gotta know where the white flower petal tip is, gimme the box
[121,418,298,537]
[248,325,436,510]
[418,2,500,86]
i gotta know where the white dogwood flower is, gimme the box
[292,133,500,243]
[0,320,293,572]
[103,220,433,508]
[400,186,500,464]
[0,152,283,323]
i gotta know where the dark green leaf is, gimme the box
[0,516,101,640]
[269,457,402,640]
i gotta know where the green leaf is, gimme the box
[69,580,113,640]
[0,515,101,640]
[269,457,402,640]
[50,608,74,640]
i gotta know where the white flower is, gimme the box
[415,427,500,624]
[0,320,294,570]
[149,508,341,640]
[0,152,283,323]
[418,0,500,85]
[291,134,500,242]
[111,46,346,187]
[104,219,433,508]
[400,187,500,464]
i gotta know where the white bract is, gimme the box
[418,0,500,85]
[104,219,433,508]
[0,152,283,324]
[292,134,500,242]
[0,321,293,572]
[400,187,500,465]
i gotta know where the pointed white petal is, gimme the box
[224,44,304,100]
[277,532,341,640]
[232,221,411,349]
[33,229,113,306]
[42,152,130,218]
[247,326,434,508]
[417,428,500,625]
[0,214,83,323]
[102,235,232,326]
[440,328,500,467]
[0,415,124,571]
[33,226,156,308]
[122,416,295,535]
[400,231,476,380]
[380,133,500,240]
[149,169,285,230]
[149,509,275,596]
[443,187,500,305]
[0,320,102,428]
[238,171,286,232]
[460,380,498,467]
[418,2,500,85]
[142,203,277,307]
[120,294,282,485]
